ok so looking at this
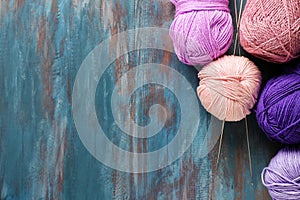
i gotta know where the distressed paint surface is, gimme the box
[0,0,282,199]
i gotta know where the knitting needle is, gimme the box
[236,0,253,181]
[245,116,253,182]
[233,0,244,55]
[216,120,225,168]
[233,0,239,55]
[233,0,253,181]
[237,0,244,55]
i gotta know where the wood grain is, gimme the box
[0,0,282,199]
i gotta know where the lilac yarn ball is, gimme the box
[256,66,300,144]
[262,147,300,200]
[169,0,233,66]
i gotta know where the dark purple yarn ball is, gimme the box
[262,147,300,200]
[256,66,300,144]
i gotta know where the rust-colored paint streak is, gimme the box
[45,183,49,200]
[5,0,9,13]
[109,1,128,61]
[59,37,65,56]
[99,0,108,25]
[178,157,199,199]
[42,48,55,118]
[129,83,176,151]
[146,86,167,125]
[41,0,60,119]
[255,188,271,200]
[208,148,217,199]
[37,18,46,56]
[129,98,136,130]
[13,0,25,10]
[69,1,74,29]
[137,142,148,184]
[234,147,245,200]
[0,2,4,24]
[39,141,47,182]
[67,77,72,104]
[218,131,234,189]
[114,57,129,82]
[161,52,173,82]
[88,2,95,21]
[155,1,175,27]
[146,159,199,199]
[161,51,171,66]
[39,167,46,187]
[164,101,176,128]
[37,15,54,116]
[55,129,67,200]
[51,0,58,18]
[111,170,118,198]
[111,0,127,35]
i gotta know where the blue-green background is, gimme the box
[0,0,289,199]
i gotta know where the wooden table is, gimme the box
[0,0,284,199]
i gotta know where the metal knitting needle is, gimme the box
[233,0,253,182]
[233,0,239,55]
[236,0,253,181]
[216,120,225,168]
[245,116,253,182]
[237,0,244,30]
[237,0,244,56]
[233,0,245,56]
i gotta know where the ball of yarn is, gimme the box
[169,0,233,66]
[197,55,262,121]
[262,147,300,200]
[240,0,300,63]
[256,66,300,144]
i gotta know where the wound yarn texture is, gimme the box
[197,55,262,121]
[262,147,300,200]
[240,0,300,63]
[256,66,300,144]
[169,0,233,66]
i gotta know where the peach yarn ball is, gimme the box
[197,55,262,121]
[240,0,300,63]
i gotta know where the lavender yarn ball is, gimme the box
[262,147,300,200]
[169,0,233,66]
[256,66,300,144]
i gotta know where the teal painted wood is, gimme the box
[0,0,282,199]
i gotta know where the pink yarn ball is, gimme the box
[169,0,233,66]
[240,0,300,63]
[197,55,262,121]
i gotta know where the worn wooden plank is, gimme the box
[0,0,283,199]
